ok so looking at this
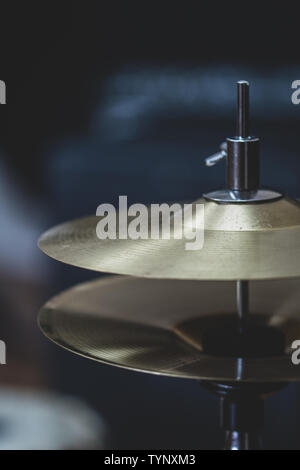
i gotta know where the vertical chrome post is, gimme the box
[227,81,260,191]
[237,280,249,331]
[224,430,262,450]
[237,80,250,138]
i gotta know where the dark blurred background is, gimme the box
[0,1,300,449]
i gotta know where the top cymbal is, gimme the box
[39,197,300,280]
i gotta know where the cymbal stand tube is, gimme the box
[224,430,262,450]
[236,280,249,332]
[202,382,286,451]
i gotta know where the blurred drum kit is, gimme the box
[38,81,300,450]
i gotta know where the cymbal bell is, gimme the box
[39,275,300,382]
[38,197,300,280]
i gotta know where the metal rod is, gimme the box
[237,80,249,138]
[224,430,262,450]
[236,280,249,330]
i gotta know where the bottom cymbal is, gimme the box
[39,276,300,382]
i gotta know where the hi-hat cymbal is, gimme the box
[39,275,300,382]
[38,197,300,280]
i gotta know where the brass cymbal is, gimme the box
[38,197,300,280]
[39,275,300,382]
